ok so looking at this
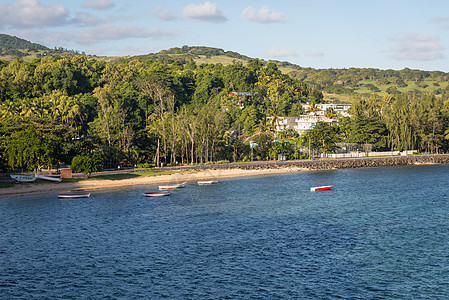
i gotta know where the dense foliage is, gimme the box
[1,54,449,172]
[0,56,319,171]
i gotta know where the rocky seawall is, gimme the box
[163,154,449,172]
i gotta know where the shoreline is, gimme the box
[2,154,449,197]
[0,167,303,197]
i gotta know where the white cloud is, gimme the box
[73,12,103,26]
[387,34,445,61]
[82,0,115,10]
[0,0,68,28]
[430,17,449,29]
[152,5,176,21]
[70,25,178,44]
[265,46,297,58]
[242,6,288,24]
[182,1,227,23]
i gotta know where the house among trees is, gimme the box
[276,115,338,135]
[273,102,350,135]
[301,102,351,117]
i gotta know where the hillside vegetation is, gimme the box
[0,34,92,61]
[115,45,449,102]
[1,34,448,101]
[1,35,449,173]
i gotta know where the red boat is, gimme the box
[310,185,333,192]
[144,190,172,197]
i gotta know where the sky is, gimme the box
[1,0,449,72]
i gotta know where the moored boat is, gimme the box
[310,185,333,192]
[144,190,172,197]
[158,182,186,190]
[35,173,62,183]
[58,192,91,198]
[197,180,218,185]
[10,174,36,183]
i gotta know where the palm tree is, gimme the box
[325,107,337,119]
[306,100,320,115]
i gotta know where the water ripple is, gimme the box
[1,165,449,299]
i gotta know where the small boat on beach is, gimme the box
[197,180,218,185]
[310,185,333,192]
[58,192,91,199]
[158,182,186,190]
[144,190,172,197]
[10,174,36,183]
[35,173,62,183]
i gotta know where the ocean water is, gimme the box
[1,165,449,299]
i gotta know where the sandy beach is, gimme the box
[0,167,303,197]
[4,154,448,197]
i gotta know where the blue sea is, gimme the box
[1,165,449,299]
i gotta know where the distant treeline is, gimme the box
[127,45,250,65]
[288,66,449,96]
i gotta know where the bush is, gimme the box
[71,155,101,175]
[139,162,151,169]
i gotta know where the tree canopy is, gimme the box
[1,54,449,172]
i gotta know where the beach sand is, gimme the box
[0,167,304,197]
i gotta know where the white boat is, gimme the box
[35,173,62,183]
[310,185,333,192]
[58,192,91,198]
[144,190,171,197]
[197,180,218,185]
[158,182,186,190]
[10,174,36,183]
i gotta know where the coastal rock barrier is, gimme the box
[161,154,449,172]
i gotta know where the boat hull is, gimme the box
[35,173,62,183]
[310,185,333,192]
[10,175,36,183]
[144,190,171,197]
[58,193,90,198]
[197,180,218,185]
[158,182,186,190]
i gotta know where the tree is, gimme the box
[253,132,273,160]
[6,126,52,171]
[325,107,337,119]
[306,100,320,115]
[289,102,304,117]
[71,154,101,176]
[303,122,338,155]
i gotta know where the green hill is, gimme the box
[118,45,449,102]
[0,34,49,51]
[2,33,448,102]
[0,33,91,60]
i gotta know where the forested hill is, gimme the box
[127,45,251,64]
[0,34,89,60]
[1,33,448,100]
[0,34,49,51]
[117,45,449,101]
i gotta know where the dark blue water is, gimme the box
[1,165,449,299]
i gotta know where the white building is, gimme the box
[275,115,337,135]
[301,102,351,117]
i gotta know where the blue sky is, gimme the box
[1,0,449,72]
